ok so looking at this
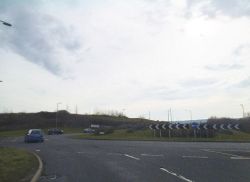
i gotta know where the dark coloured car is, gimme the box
[24,129,44,143]
[48,128,64,135]
[83,128,95,134]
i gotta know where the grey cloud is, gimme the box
[205,64,244,71]
[187,0,250,17]
[234,44,250,56]
[0,4,81,75]
[237,77,250,88]
[143,85,211,101]
[179,78,216,88]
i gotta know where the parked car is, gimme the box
[24,129,44,143]
[83,128,95,134]
[48,128,64,135]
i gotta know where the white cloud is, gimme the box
[1,0,250,120]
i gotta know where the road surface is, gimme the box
[1,134,250,182]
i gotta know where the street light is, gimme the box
[56,102,62,129]
[0,20,12,27]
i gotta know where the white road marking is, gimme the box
[141,154,164,157]
[11,138,17,142]
[107,152,123,156]
[218,149,250,152]
[124,154,140,160]
[182,156,208,159]
[77,152,85,154]
[160,168,193,182]
[202,149,240,157]
[49,174,57,180]
[45,139,49,141]
[230,157,250,160]
[35,149,40,152]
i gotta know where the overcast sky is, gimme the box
[1,0,250,121]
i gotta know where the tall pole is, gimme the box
[240,104,245,118]
[56,102,61,129]
[168,109,171,138]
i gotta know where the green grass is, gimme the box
[0,130,28,137]
[62,127,83,134]
[0,147,38,182]
[74,129,250,142]
[0,127,83,138]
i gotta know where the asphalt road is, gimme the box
[1,134,250,182]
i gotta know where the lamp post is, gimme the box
[0,20,12,27]
[56,102,62,129]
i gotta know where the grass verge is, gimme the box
[73,129,250,142]
[0,147,38,182]
[0,130,27,138]
[0,127,83,138]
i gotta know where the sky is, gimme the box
[0,0,250,121]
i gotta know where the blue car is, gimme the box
[24,129,44,143]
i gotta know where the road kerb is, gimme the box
[30,152,43,182]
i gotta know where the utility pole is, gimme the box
[56,102,62,129]
[240,104,245,118]
[75,105,78,121]
[168,109,171,138]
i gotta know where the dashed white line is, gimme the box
[160,168,193,182]
[124,154,140,160]
[182,156,208,159]
[77,152,85,154]
[107,152,123,156]
[141,154,164,157]
[35,149,40,152]
[230,157,250,160]
[11,138,17,142]
[202,149,240,157]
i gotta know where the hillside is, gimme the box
[0,110,154,131]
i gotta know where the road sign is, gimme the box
[148,123,240,131]
[234,124,240,130]
[191,122,199,129]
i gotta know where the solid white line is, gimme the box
[230,157,250,160]
[182,156,208,159]
[141,154,164,157]
[35,149,40,152]
[160,168,193,182]
[124,154,140,160]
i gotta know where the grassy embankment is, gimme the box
[74,129,250,142]
[0,147,38,182]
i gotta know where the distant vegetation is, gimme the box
[0,110,152,131]
[1,111,250,139]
